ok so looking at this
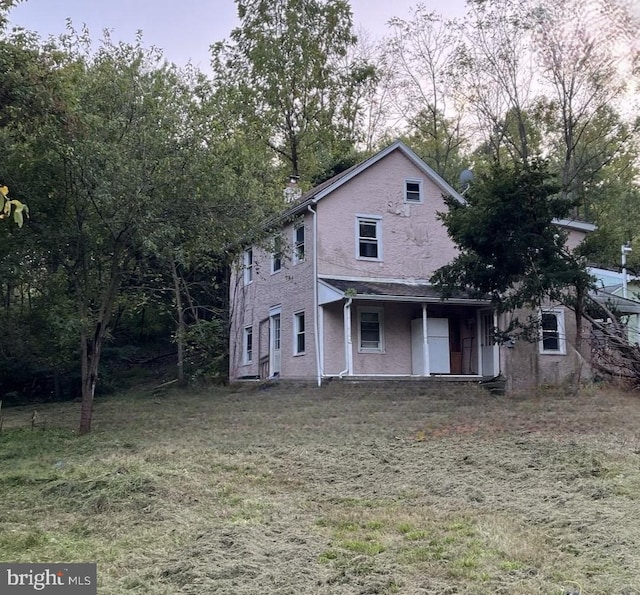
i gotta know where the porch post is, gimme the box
[492,309,500,377]
[342,298,353,376]
[422,303,430,376]
[476,309,482,376]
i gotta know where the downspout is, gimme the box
[338,297,353,378]
[308,205,322,386]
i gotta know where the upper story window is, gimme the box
[271,237,282,274]
[358,307,384,352]
[243,249,253,285]
[539,308,566,355]
[405,179,423,203]
[356,215,382,261]
[293,223,305,264]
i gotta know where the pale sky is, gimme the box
[7,0,469,70]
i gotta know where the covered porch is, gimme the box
[319,278,500,379]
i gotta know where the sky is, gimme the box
[7,0,469,70]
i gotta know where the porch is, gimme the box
[319,278,500,380]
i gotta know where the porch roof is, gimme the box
[320,278,491,305]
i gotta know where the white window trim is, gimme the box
[358,306,384,353]
[355,214,383,261]
[404,178,423,204]
[293,310,306,355]
[293,223,305,264]
[539,308,566,355]
[243,249,253,286]
[243,326,253,364]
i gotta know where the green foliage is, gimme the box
[212,0,375,184]
[432,160,593,337]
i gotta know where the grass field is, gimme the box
[2,381,640,594]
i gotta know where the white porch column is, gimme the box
[492,309,500,377]
[340,298,353,377]
[422,303,430,376]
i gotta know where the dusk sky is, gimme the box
[7,0,468,70]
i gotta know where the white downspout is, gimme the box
[308,205,322,386]
[338,297,353,378]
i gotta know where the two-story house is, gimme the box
[229,141,594,391]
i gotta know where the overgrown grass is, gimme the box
[2,383,640,593]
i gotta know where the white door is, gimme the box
[480,310,494,377]
[411,318,450,374]
[270,313,281,377]
[428,318,450,374]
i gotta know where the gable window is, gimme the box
[243,326,253,364]
[539,309,566,355]
[271,237,282,274]
[405,179,423,203]
[243,249,253,285]
[356,215,382,260]
[294,311,305,355]
[359,307,384,352]
[294,223,305,264]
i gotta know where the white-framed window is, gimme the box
[271,237,282,274]
[293,223,305,264]
[243,249,253,285]
[243,326,253,364]
[358,307,384,352]
[293,311,305,355]
[404,179,423,203]
[539,308,566,355]
[356,215,382,261]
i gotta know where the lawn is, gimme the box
[2,381,640,594]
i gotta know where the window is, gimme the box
[271,237,282,274]
[356,216,382,260]
[539,309,566,355]
[243,249,253,285]
[294,311,305,354]
[405,179,423,203]
[359,308,384,352]
[243,326,253,364]
[293,223,305,264]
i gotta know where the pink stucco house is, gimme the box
[229,141,594,390]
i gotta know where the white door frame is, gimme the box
[269,306,282,377]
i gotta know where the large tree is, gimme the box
[211,0,375,185]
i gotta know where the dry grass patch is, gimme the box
[2,383,640,593]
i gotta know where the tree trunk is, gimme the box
[170,255,186,386]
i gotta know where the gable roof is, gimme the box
[281,140,466,219]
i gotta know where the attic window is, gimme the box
[405,179,423,203]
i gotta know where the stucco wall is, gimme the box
[316,149,458,280]
[501,305,591,392]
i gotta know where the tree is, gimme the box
[211,0,375,185]
[386,8,468,182]
[432,160,593,348]
[533,0,639,218]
